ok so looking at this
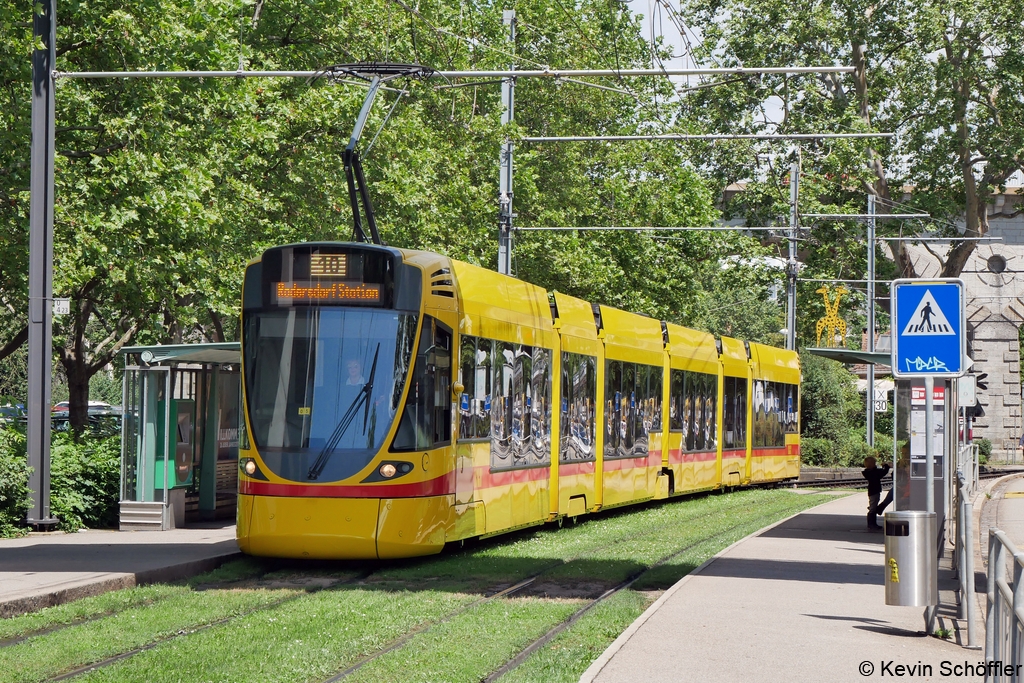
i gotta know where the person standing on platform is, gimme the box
[862,456,893,530]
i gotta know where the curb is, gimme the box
[578,492,848,683]
[0,551,242,619]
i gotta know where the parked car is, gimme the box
[0,404,25,423]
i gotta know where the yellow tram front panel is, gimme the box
[718,337,751,486]
[749,343,801,482]
[664,323,721,494]
[599,305,664,508]
[449,260,556,538]
[552,292,601,517]
[240,493,380,559]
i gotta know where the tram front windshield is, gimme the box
[244,308,418,481]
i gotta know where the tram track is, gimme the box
[42,568,379,683]
[795,466,1023,490]
[15,491,812,683]
[480,520,751,683]
[318,495,766,682]
[22,496,722,683]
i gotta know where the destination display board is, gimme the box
[271,281,381,305]
[259,245,395,308]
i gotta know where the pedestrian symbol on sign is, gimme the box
[901,290,954,336]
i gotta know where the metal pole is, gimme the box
[923,375,938,630]
[925,375,935,514]
[26,0,58,528]
[786,150,799,351]
[497,10,515,275]
[867,194,875,447]
[964,497,977,647]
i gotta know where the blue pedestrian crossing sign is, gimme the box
[891,278,966,378]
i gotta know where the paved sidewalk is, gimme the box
[982,474,1024,554]
[0,523,240,617]
[582,493,983,683]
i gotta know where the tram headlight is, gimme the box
[379,463,398,478]
[243,459,257,476]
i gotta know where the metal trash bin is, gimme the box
[883,510,937,606]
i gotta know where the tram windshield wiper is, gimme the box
[306,344,381,481]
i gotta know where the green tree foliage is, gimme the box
[799,353,865,466]
[1,1,785,434]
[676,0,1022,344]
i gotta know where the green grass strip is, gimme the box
[0,585,187,642]
[1,588,299,683]
[344,597,583,683]
[375,488,785,589]
[499,590,654,683]
[77,588,481,683]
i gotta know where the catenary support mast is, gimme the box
[497,10,516,275]
[27,0,59,528]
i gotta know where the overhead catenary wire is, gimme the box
[520,132,893,142]
[54,66,856,80]
[515,225,791,231]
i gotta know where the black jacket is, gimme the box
[862,464,890,496]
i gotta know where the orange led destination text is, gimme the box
[276,281,381,302]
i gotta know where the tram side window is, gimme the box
[783,383,799,434]
[694,373,707,452]
[392,316,452,451]
[724,376,736,449]
[705,373,718,451]
[604,360,622,459]
[622,362,637,452]
[561,352,596,462]
[456,335,495,441]
[530,347,552,464]
[490,342,515,468]
[736,378,747,446]
[752,379,764,448]
[459,336,476,440]
[605,360,660,459]
[669,369,684,432]
[649,366,663,433]
[488,342,552,469]
[683,372,695,451]
[433,326,452,444]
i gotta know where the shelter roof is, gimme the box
[120,342,240,365]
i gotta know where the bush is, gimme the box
[800,437,837,467]
[0,426,120,534]
[0,428,29,538]
[800,430,894,469]
[977,438,992,465]
[50,433,121,532]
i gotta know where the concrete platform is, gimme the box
[582,493,983,683]
[0,522,240,618]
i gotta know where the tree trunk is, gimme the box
[63,355,91,435]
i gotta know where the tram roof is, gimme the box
[120,342,240,365]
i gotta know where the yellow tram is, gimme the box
[236,243,800,559]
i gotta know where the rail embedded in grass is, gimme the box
[11,489,832,683]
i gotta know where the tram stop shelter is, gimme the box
[117,343,241,530]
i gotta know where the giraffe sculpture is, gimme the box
[815,285,849,348]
